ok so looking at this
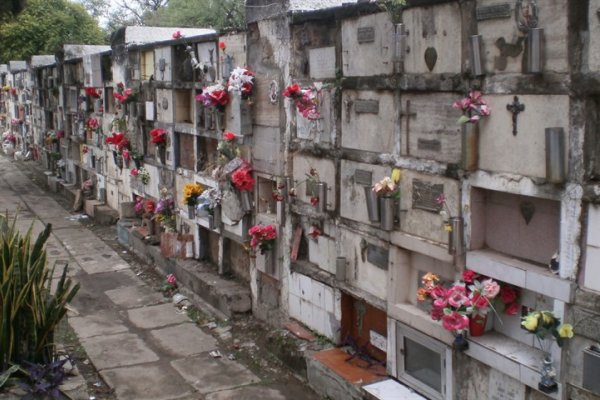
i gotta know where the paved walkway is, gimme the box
[0,156,318,400]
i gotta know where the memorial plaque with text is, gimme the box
[476,4,512,21]
[354,100,379,114]
[412,179,444,213]
[357,27,375,44]
[354,169,373,186]
[367,244,389,270]
[417,139,441,152]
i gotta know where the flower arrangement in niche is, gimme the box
[373,169,402,199]
[85,117,99,132]
[84,87,102,98]
[182,183,205,206]
[196,188,222,215]
[196,83,229,111]
[134,168,150,185]
[288,168,321,206]
[231,164,256,192]
[522,311,573,348]
[248,224,277,254]
[228,67,255,99]
[113,82,137,104]
[282,82,321,120]
[435,193,455,232]
[150,128,168,146]
[155,188,176,231]
[498,284,521,316]
[453,90,491,124]
[3,132,16,144]
[217,132,240,163]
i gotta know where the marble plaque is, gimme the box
[476,4,511,21]
[309,47,336,79]
[488,369,525,400]
[417,139,441,152]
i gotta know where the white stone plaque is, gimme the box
[145,101,155,121]
[369,330,387,353]
[309,47,336,79]
[488,369,525,400]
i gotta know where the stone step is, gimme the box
[94,205,119,225]
[123,222,252,318]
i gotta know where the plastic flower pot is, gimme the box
[539,356,558,393]
[241,191,253,213]
[452,334,469,351]
[380,197,395,231]
[157,145,166,164]
[448,217,465,255]
[469,314,487,337]
[316,182,327,213]
[461,123,479,171]
[187,205,196,219]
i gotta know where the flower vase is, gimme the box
[380,197,395,231]
[461,123,479,171]
[316,182,327,213]
[204,108,214,130]
[448,217,465,255]
[116,153,124,170]
[364,186,380,223]
[157,145,166,164]
[538,356,558,393]
[216,110,225,131]
[452,333,469,351]
[91,155,96,169]
[240,191,253,213]
[469,314,487,337]
[124,158,130,169]
[112,150,118,164]
[187,205,196,219]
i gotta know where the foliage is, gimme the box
[145,0,245,31]
[377,0,406,24]
[18,358,70,400]
[0,0,106,63]
[0,365,19,388]
[0,215,80,372]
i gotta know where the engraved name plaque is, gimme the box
[417,139,442,152]
[354,169,373,186]
[354,100,379,114]
[412,179,444,213]
[357,27,376,44]
[367,244,389,270]
[476,4,512,21]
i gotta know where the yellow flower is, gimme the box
[421,272,439,285]
[558,324,574,339]
[391,168,402,183]
[522,312,540,332]
[541,311,555,326]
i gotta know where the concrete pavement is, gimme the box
[0,155,320,400]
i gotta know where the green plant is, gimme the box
[0,215,80,371]
[378,0,406,24]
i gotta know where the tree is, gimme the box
[0,0,26,22]
[113,0,170,25]
[0,0,106,63]
[145,0,245,32]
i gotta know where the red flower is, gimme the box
[208,89,229,107]
[442,311,469,332]
[308,226,322,239]
[150,128,167,145]
[231,165,255,192]
[505,302,520,316]
[219,41,226,50]
[462,269,477,283]
[500,285,518,304]
[85,87,102,98]
[282,83,302,98]
[131,168,139,177]
[105,132,129,152]
[223,132,236,141]
[471,292,490,309]
[117,82,125,89]
[144,199,156,214]
[172,30,183,39]
[310,196,319,207]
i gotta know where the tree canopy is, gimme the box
[0,0,106,63]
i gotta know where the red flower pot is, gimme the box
[469,314,487,337]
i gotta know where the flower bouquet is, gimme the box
[197,187,222,229]
[113,82,137,105]
[228,67,255,99]
[150,128,168,163]
[155,189,176,231]
[371,169,402,230]
[196,83,230,111]
[521,310,573,393]
[452,91,491,125]
[182,182,204,219]
[248,224,277,255]
[161,273,178,297]
[231,164,255,213]
[85,87,102,99]
[282,83,320,120]
[217,132,240,163]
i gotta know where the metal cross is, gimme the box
[506,96,525,136]
[400,100,417,155]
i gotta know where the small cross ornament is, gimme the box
[506,96,525,136]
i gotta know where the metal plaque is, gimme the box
[354,169,373,186]
[412,179,444,213]
[357,27,375,44]
[354,100,379,114]
[367,244,389,270]
[476,4,512,21]
[417,139,441,152]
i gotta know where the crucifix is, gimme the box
[506,96,525,136]
[400,100,417,155]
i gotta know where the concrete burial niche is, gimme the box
[296,87,335,144]
[399,92,461,164]
[156,88,174,124]
[292,155,336,212]
[403,2,462,74]
[341,90,396,154]
[477,0,568,74]
[478,94,569,178]
[218,33,247,81]
[341,12,395,77]
[154,46,173,82]
[340,160,389,224]
[196,42,218,83]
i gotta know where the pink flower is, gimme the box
[433,298,448,309]
[430,285,447,300]
[482,279,500,298]
[462,269,477,283]
[479,104,491,116]
[446,285,471,308]
[430,306,444,321]
[442,311,469,332]
[471,292,490,309]
[166,274,177,285]
[130,168,139,177]
[172,31,182,39]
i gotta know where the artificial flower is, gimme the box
[231,165,255,192]
[558,324,574,339]
[219,41,226,51]
[442,311,469,332]
[462,269,477,283]
[130,168,139,177]
[223,132,236,141]
[522,312,540,332]
[150,128,168,145]
[310,196,320,207]
[167,274,177,285]
[182,183,205,206]
[505,302,520,316]
[373,177,397,197]
[482,279,500,298]
[172,31,183,39]
[391,168,402,183]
